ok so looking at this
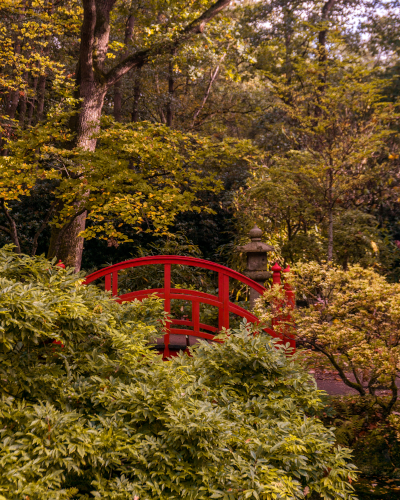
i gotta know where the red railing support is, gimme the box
[272,262,282,286]
[218,273,230,331]
[271,263,282,334]
[163,264,171,358]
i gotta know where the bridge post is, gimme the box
[237,225,274,309]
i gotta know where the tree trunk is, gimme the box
[47,0,110,270]
[284,16,292,86]
[0,3,26,153]
[131,70,141,122]
[114,14,135,121]
[315,0,336,116]
[19,73,28,128]
[7,91,20,121]
[47,210,87,269]
[1,200,21,253]
[327,168,334,262]
[27,76,38,127]
[114,81,123,121]
[5,1,26,121]
[327,207,333,262]
[166,53,175,127]
[318,0,336,64]
[36,74,47,123]
[155,74,167,123]
[47,83,107,269]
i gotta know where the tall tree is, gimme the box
[46,0,233,270]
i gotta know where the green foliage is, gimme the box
[1,114,257,247]
[0,244,163,401]
[257,262,400,417]
[319,396,400,497]
[303,395,400,498]
[0,0,80,131]
[238,55,399,266]
[0,248,357,499]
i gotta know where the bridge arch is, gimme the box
[84,256,293,357]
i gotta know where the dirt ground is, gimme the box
[311,370,400,396]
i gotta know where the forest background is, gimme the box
[2,0,400,277]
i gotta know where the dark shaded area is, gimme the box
[1,161,248,273]
[318,395,400,500]
[79,204,237,272]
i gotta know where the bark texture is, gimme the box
[166,53,175,127]
[131,70,141,122]
[318,0,336,63]
[27,76,38,127]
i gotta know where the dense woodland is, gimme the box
[0,0,399,275]
[3,1,400,498]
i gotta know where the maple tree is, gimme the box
[0,0,259,270]
[234,0,400,269]
[2,112,256,261]
[258,262,400,419]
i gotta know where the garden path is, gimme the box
[312,371,400,396]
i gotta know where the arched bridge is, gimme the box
[84,256,295,357]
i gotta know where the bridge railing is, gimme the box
[84,256,295,357]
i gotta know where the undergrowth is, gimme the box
[320,395,400,499]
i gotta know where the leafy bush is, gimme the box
[0,247,357,499]
[257,262,400,418]
[320,396,400,476]
[0,244,162,402]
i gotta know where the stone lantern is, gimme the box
[237,224,274,308]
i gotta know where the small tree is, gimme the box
[0,247,357,499]
[240,50,399,265]
[258,262,400,418]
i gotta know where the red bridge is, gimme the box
[84,256,295,357]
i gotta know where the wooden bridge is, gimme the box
[84,256,295,357]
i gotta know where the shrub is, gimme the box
[258,262,400,418]
[0,247,357,499]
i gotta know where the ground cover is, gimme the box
[318,395,400,499]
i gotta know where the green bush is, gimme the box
[319,396,400,477]
[0,247,357,499]
[319,396,400,499]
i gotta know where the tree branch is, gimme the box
[105,0,232,87]
[191,59,223,128]
[93,0,118,72]
[0,200,21,253]
[381,375,398,418]
[0,225,11,236]
[303,338,366,395]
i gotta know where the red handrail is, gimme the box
[84,255,267,293]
